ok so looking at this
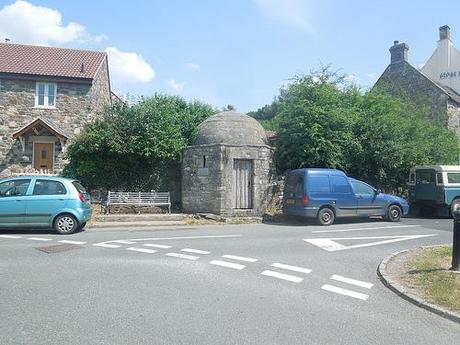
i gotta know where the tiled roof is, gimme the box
[0,43,106,79]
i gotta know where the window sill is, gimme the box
[32,106,58,110]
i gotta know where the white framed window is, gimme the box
[35,82,57,108]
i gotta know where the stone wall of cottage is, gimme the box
[182,144,274,216]
[90,58,112,113]
[374,61,455,128]
[0,76,105,177]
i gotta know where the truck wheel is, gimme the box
[317,207,335,226]
[387,205,402,222]
[451,199,460,216]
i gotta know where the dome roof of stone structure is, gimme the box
[195,111,268,146]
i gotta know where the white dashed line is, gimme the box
[165,252,200,260]
[0,235,23,239]
[93,243,121,248]
[209,260,246,270]
[330,274,373,289]
[127,247,157,254]
[271,263,312,275]
[321,284,369,300]
[110,240,136,244]
[222,255,258,262]
[130,235,242,241]
[143,244,172,249]
[261,270,303,283]
[181,248,210,255]
[27,237,52,241]
[58,240,87,245]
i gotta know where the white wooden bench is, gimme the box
[102,191,171,214]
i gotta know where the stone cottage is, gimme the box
[182,111,274,216]
[0,42,112,177]
[374,25,460,136]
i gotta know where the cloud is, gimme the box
[185,62,200,71]
[344,74,357,83]
[0,0,106,45]
[105,47,155,85]
[254,0,315,34]
[167,79,185,93]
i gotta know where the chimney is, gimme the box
[439,25,450,40]
[80,62,85,74]
[389,40,409,64]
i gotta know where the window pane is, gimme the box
[351,180,374,195]
[447,173,460,184]
[33,180,67,195]
[48,84,55,106]
[307,175,330,193]
[437,173,444,184]
[38,95,45,106]
[416,170,435,184]
[72,181,87,193]
[331,175,352,194]
[0,179,31,197]
[38,83,45,95]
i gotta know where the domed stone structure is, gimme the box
[182,111,274,216]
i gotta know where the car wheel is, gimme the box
[451,199,460,216]
[317,207,335,226]
[54,214,78,234]
[387,205,402,222]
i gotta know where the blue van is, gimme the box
[283,168,409,225]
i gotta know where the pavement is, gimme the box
[1,217,459,345]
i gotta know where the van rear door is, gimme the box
[415,169,437,202]
[284,172,305,210]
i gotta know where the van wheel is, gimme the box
[387,205,402,222]
[317,208,335,226]
[54,214,78,234]
[451,199,460,216]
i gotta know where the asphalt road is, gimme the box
[1,217,459,345]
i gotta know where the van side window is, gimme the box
[330,175,352,194]
[447,173,460,184]
[436,173,444,185]
[307,175,330,193]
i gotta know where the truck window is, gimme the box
[436,173,444,185]
[330,175,352,194]
[447,173,460,184]
[416,170,435,184]
[307,175,330,193]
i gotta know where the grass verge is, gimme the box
[402,246,460,313]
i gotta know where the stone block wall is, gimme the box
[182,143,274,216]
[374,61,454,128]
[90,58,112,113]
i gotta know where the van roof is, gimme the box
[289,168,345,174]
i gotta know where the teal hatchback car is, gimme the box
[0,176,91,234]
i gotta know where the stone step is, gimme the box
[93,213,189,223]
[88,220,188,229]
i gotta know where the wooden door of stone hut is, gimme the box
[233,159,253,209]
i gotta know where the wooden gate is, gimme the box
[233,159,253,209]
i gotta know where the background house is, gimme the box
[374,25,460,136]
[0,43,112,177]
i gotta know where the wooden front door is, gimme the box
[233,159,253,209]
[34,143,54,171]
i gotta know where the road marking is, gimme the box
[181,248,210,255]
[321,284,369,300]
[127,247,157,254]
[222,255,258,262]
[165,252,200,260]
[271,263,312,274]
[93,243,121,248]
[143,244,172,249]
[129,235,242,241]
[261,270,303,283]
[0,235,23,239]
[110,240,136,244]
[58,240,87,245]
[304,234,436,252]
[209,260,246,270]
[312,225,420,233]
[330,274,373,289]
[27,237,52,241]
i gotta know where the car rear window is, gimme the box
[285,173,304,198]
[72,181,87,193]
